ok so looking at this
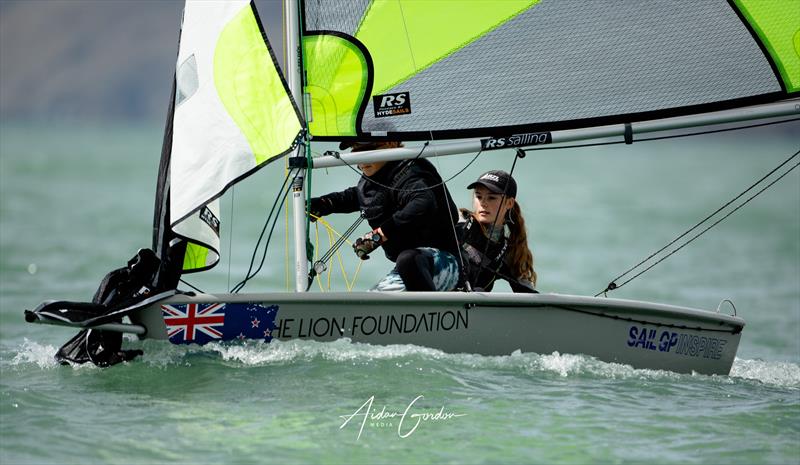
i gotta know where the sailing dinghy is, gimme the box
[25,0,799,374]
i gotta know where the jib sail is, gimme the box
[155,0,304,274]
[300,0,799,141]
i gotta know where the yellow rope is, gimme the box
[308,214,363,292]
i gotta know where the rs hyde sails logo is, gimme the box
[374,92,411,118]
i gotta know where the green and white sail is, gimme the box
[168,0,303,272]
[301,0,799,141]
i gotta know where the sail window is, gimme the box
[176,54,199,107]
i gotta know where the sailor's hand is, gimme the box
[353,230,382,260]
[308,197,332,222]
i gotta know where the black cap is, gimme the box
[467,170,517,197]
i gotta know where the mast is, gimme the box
[284,0,308,292]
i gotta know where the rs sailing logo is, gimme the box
[199,206,220,235]
[374,92,411,118]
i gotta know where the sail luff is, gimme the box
[152,79,176,259]
[151,38,187,287]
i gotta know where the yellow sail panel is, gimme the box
[734,0,800,92]
[356,0,539,95]
[303,34,369,137]
[214,6,303,164]
[183,242,210,271]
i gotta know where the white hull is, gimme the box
[132,292,744,375]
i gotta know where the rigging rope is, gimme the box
[307,213,365,290]
[230,168,300,293]
[321,142,486,194]
[309,216,364,291]
[597,147,800,296]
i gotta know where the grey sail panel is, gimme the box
[362,0,780,134]
[302,0,371,35]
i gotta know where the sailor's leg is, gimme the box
[396,249,435,291]
[370,267,406,292]
[395,248,460,291]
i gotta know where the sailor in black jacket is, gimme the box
[308,141,461,291]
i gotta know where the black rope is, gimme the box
[179,278,204,294]
[597,147,800,296]
[424,129,472,292]
[469,148,527,289]
[316,143,485,194]
[230,169,299,293]
[484,148,525,241]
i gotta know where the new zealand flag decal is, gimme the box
[162,302,279,345]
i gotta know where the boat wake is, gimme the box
[729,358,800,388]
[6,338,799,389]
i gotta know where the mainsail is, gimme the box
[301,0,799,141]
[155,0,798,278]
[156,0,304,273]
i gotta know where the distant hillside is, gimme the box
[0,0,284,124]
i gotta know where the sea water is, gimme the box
[1,123,798,464]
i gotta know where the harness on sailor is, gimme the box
[458,214,509,290]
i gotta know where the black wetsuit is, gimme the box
[456,215,536,293]
[311,159,460,289]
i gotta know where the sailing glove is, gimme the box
[308,197,333,222]
[353,231,382,260]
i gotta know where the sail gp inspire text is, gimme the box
[271,310,468,339]
[340,395,467,440]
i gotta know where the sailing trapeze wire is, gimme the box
[597,147,800,296]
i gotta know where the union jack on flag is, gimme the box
[162,303,226,344]
[161,302,279,345]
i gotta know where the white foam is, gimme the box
[209,338,444,365]
[145,338,678,381]
[729,358,800,388]
[9,339,59,369]
[17,335,794,388]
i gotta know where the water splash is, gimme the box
[9,336,799,389]
[140,338,445,367]
[730,358,800,388]
[137,339,682,380]
[7,339,59,369]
